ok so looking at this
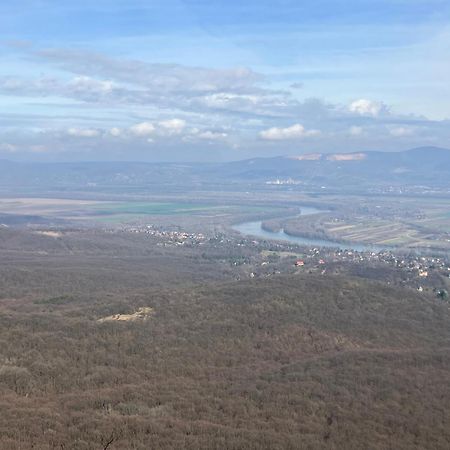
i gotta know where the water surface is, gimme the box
[232,207,386,252]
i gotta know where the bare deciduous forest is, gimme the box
[1,230,450,449]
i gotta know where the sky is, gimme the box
[1,0,450,161]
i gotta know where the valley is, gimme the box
[1,148,450,448]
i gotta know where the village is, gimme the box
[112,223,450,299]
[242,240,450,294]
[119,224,207,246]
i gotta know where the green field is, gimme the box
[83,201,283,224]
[90,202,226,216]
[82,202,233,224]
[0,197,291,228]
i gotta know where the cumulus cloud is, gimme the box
[349,99,388,117]
[0,73,291,119]
[129,119,188,138]
[182,128,229,144]
[34,48,265,95]
[390,126,414,137]
[67,127,100,137]
[260,123,320,140]
[69,76,115,93]
[129,122,155,137]
[199,93,259,108]
[197,130,228,140]
[0,46,302,121]
[109,127,122,137]
[0,74,123,105]
[2,45,448,159]
[0,48,342,123]
[158,119,186,135]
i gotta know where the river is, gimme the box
[232,206,387,252]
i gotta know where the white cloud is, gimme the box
[129,122,155,136]
[35,49,264,95]
[182,127,229,143]
[3,45,449,159]
[129,119,187,138]
[390,126,414,137]
[349,99,387,117]
[67,127,100,137]
[109,127,122,137]
[69,76,115,93]
[158,118,186,135]
[260,123,320,140]
[196,130,228,140]
[200,93,258,108]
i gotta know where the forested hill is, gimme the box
[219,146,450,186]
[1,146,449,193]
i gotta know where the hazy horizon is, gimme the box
[1,144,449,164]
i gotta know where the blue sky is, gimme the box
[1,0,450,161]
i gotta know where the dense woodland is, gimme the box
[1,230,450,449]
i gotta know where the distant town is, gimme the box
[109,223,450,300]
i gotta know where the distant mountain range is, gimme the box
[1,147,450,194]
[217,147,450,189]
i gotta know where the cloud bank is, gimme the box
[0,44,448,161]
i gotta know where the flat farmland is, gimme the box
[277,195,450,251]
[0,197,285,227]
[0,198,101,215]
[84,202,233,222]
[323,199,450,249]
[325,219,438,248]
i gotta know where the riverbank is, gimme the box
[232,206,388,252]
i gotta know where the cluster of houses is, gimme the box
[120,225,206,245]
[112,223,450,292]
[292,248,450,276]
[248,241,450,290]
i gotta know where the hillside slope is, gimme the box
[1,240,450,449]
[1,147,449,194]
